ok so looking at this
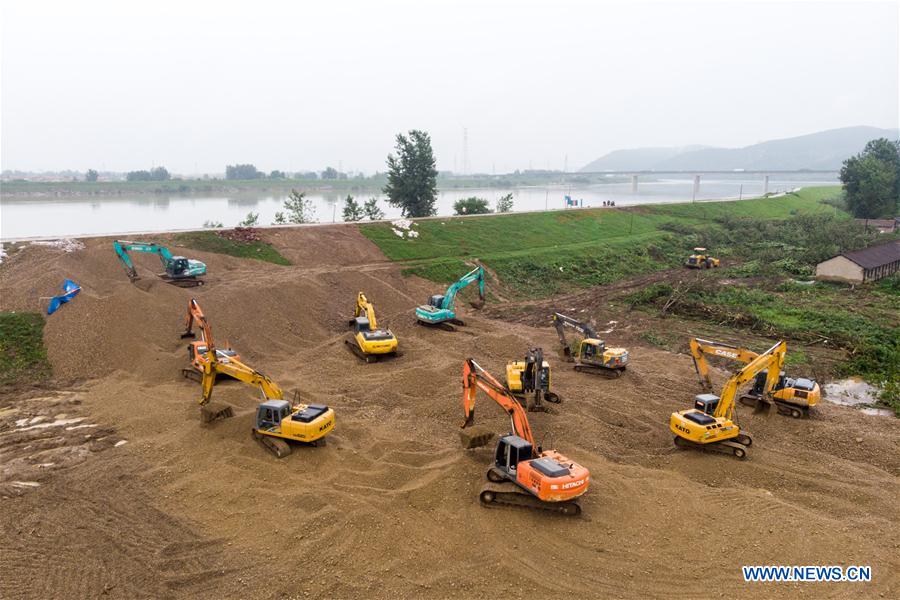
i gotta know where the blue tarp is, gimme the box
[47,279,81,315]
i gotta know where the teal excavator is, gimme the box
[415,265,485,330]
[113,240,206,287]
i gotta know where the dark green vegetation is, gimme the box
[173,231,290,265]
[362,185,899,413]
[627,277,900,415]
[126,167,171,182]
[840,138,900,218]
[362,187,842,296]
[384,130,438,218]
[453,197,493,215]
[0,312,51,386]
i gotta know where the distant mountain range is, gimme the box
[580,126,900,172]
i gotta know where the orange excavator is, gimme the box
[180,298,241,375]
[460,358,590,516]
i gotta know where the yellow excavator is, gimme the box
[685,248,720,269]
[552,312,628,377]
[671,340,787,460]
[689,337,820,418]
[506,347,561,411]
[346,292,399,362]
[181,299,334,457]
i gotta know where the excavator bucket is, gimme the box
[200,402,235,423]
[459,426,496,449]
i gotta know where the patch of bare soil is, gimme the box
[0,229,898,599]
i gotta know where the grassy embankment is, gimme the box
[0,312,52,386]
[360,186,899,413]
[173,231,291,266]
[360,187,843,297]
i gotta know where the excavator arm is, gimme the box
[442,266,485,311]
[200,354,284,407]
[715,341,785,420]
[690,338,760,391]
[552,312,599,358]
[461,358,535,450]
[353,292,379,329]
[181,298,214,345]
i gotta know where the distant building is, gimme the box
[854,218,898,234]
[815,240,900,284]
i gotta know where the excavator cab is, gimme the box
[168,256,190,276]
[428,294,446,308]
[256,400,292,430]
[495,435,533,474]
[693,393,720,416]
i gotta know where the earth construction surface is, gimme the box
[1,225,898,599]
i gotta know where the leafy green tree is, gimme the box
[384,130,438,217]
[238,212,259,227]
[272,212,287,225]
[321,166,340,180]
[363,197,385,221]
[150,167,170,181]
[269,170,286,179]
[840,138,900,218]
[282,189,315,223]
[85,169,99,182]
[454,196,492,215]
[226,164,263,180]
[496,193,514,213]
[342,195,364,221]
[203,220,224,228]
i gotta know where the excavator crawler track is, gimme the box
[416,320,457,332]
[673,435,750,460]
[159,274,204,288]
[740,395,808,419]
[344,339,401,363]
[479,480,581,516]
[181,368,202,383]
[253,431,292,458]
[574,364,625,378]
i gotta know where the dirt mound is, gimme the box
[1,228,899,599]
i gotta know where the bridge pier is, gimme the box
[631,174,638,193]
[692,175,700,201]
[763,174,769,195]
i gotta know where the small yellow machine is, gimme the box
[347,292,399,362]
[506,348,561,411]
[689,337,820,418]
[552,312,628,377]
[670,340,786,460]
[685,248,720,269]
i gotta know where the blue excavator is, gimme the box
[113,240,207,287]
[415,265,485,330]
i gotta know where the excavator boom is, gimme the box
[462,359,535,447]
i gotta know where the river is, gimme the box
[0,174,838,239]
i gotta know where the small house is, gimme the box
[815,240,900,284]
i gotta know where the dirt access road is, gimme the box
[1,225,898,599]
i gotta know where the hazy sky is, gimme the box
[2,0,898,174]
